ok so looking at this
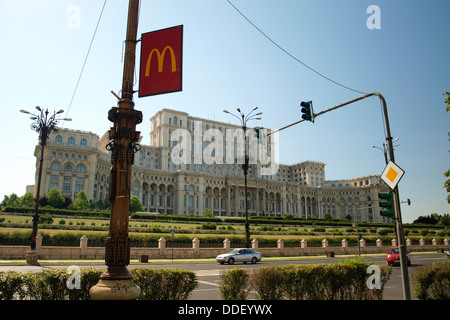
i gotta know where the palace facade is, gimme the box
[33,109,389,222]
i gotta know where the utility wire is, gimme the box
[226,0,367,95]
[63,0,108,127]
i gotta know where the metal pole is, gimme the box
[378,94,411,300]
[90,0,142,300]
[31,128,46,252]
[243,125,250,249]
[269,92,411,299]
[102,0,142,280]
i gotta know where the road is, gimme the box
[0,252,448,300]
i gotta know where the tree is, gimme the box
[444,91,450,203]
[1,195,9,207]
[5,193,21,207]
[129,195,144,213]
[21,192,35,207]
[440,214,450,227]
[47,187,65,208]
[74,190,90,210]
[413,215,438,225]
[63,195,73,209]
[204,208,214,217]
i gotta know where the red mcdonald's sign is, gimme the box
[139,25,183,97]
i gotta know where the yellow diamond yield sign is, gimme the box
[386,168,398,183]
[381,161,404,189]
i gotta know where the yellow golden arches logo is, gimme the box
[145,46,176,77]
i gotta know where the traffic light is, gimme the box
[300,101,314,122]
[379,191,395,219]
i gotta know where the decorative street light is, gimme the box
[371,138,399,164]
[20,107,71,264]
[223,107,262,248]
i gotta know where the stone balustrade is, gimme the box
[0,235,448,260]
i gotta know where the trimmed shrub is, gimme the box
[0,271,25,300]
[218,268,252,300]
[250,266,285,300]
[412,261,450,300]
[130,268,198,300]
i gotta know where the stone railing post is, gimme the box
[342,239,348,248]
[252,239,259,251]
[360,238,366,248]
[36,234,43,254]
[193,237,200,257]
[419,238,425,246]
[322,239,329,248]
[80,235,88,259]
[376,239,382,247]
[301,239,307,249]
[391,238,397,247]
[223,238,231,251]
[158,237,166,257]
[277,239,284,250]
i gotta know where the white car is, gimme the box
[216,248,261,265]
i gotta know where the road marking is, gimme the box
[198,280,219,287]
[196,269,222,277]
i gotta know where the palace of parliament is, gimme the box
[32,108,390,223]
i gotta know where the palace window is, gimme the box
[76,166,85,173]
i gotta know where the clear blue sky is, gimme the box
[1,0,449,223]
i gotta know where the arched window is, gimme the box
[173,116,177,125]
[51,163,60,170]
[65,164,73,171]
[77,166,85,173]
[80,138,87,146]
[68,137,75,145]
[55,135,63,144]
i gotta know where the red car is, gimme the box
[386,246,411,266]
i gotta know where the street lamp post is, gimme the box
[20,107,71,265]
[223,107,262,248]
[89,0,142,300]
[371,138,399,164]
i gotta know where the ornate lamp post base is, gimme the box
[89,279,141,300]
[26,249,39,265]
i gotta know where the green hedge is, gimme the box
[3,206,110,218]
[0,267,198,300]
[218,259,392,300]
[412,261,450,300]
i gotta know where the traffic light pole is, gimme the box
[269,92,411,300]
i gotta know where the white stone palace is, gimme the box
[32,108,389,222]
